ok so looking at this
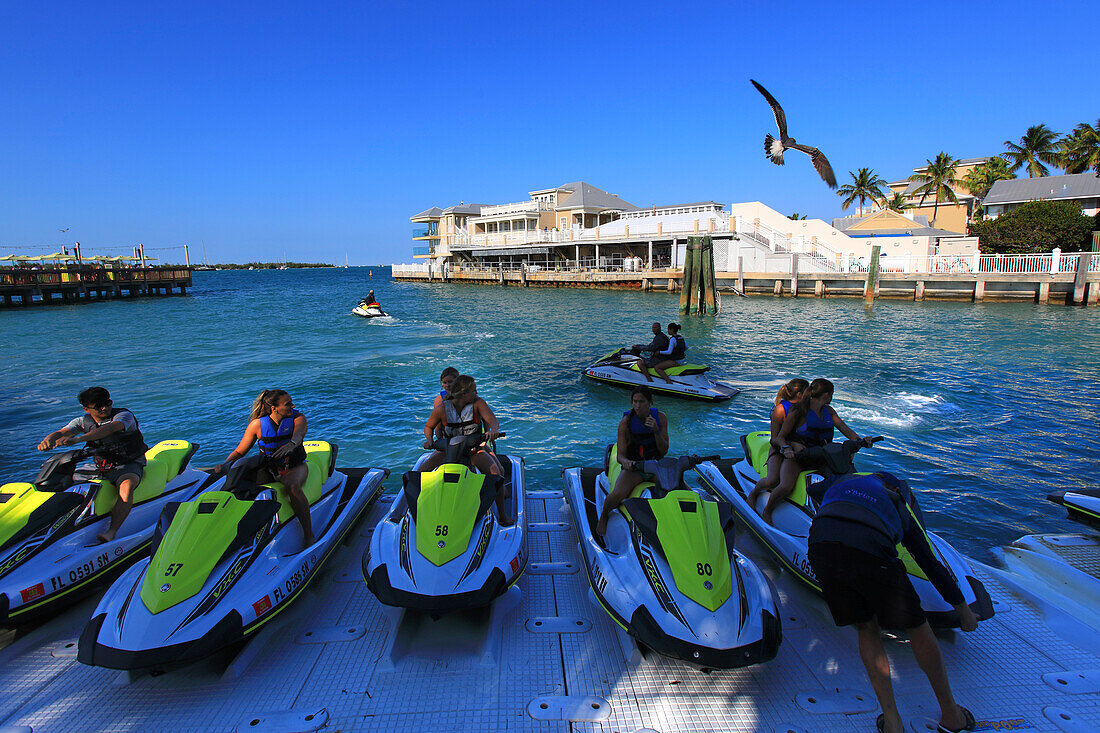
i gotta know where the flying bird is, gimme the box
[59,227,70,233]
[751,79,836,188]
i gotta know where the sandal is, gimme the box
[876,713,885,732]
[937,705,975,733]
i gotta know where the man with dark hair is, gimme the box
[630,322,668,383]
[807,472,977,733]
[37,387,148,543]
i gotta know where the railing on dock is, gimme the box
[1,264,193,307]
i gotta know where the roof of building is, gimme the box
[983,172,1100,206]
[555,181,639,212]
[441,203,484,215]
[832,209,961,236]
[410,207,443,221]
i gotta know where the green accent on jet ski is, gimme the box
[647,490,732,611]
[262,441,331,523]
[140,491,252,614]
[627,362,708,375]
[414,464,485,566]
[604,445,651,524]
[0,483,52,551]
[745,431,811,505]
[94,440,195,516]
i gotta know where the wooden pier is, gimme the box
[0,265,193,308]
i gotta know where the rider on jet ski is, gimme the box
[595,386,669,537]
[630,322,669,383]
[650,322,687,384]
[36,387,149,544]
[420,375,511,524]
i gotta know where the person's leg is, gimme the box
[97,471,140,543]
[474,451,511,525]
[761,456,802,525]
[595,469,642,536]
[909,622,970,731]
[653,361,674,384]
[282,463,315,547]
[856,618,903,733]
[748,452,783,507]
[418,450,447,472]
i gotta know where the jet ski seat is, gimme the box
[93,440,198,516]
[0,483,84,552]
[743,432,812,507]
[262,441,336,524]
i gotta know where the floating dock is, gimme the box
[1,484,1097,732]
[0,265,193,307]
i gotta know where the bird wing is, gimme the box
[788,142,837,188]
[751,79,787,139]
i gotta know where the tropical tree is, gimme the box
[1003,124,1061,177]
[1059,120,1100,175]
[837,167,889,216]
[908,152,960,228]
[788,212,808,220]
[885,192,909,212]
[961,157,1016,200]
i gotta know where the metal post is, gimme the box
[737,256,744,293]
[139,243,146,269]
[184,245,190,267]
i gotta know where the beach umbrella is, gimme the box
[35,251,78,261]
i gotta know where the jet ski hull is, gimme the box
[78,458,387,670]
[352,305,387,318]
[696,439,994,629]
[364,453,526,612]
[0,442,210,626]
[584,354,739,402]
[562,465,780,669]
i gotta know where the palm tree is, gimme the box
[908,152,960,228]
[961,157,1016,200]
[1003,124,1061,177]
[885,192,909,212]
[788,212,808,220]
[1059,120,1100,175]
[837,168,889,216]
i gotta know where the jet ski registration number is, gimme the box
[51,550,111,591]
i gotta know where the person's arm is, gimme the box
[64,420,125,446]
[830,408,870,445]
[475,399,501,441]
[653,411,670,456]
[423,404,444,449]
[899,500,966,609]
[216,420,260,472]
[272,414,307,458]
[37,426,79,451]
[615,418,635,470]
[776,409,801,456]
[659,339,675,357]
[768,404,785,445]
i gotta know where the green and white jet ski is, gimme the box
[563,447,781,668]
[363,434,526,612]
[695,432,995,629]
[0,440,210,626]
[78,441,387,670]
[584,348,740,402]
[1048,487,1100,530]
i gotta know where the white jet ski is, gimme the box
[352,300,387,318]
[78,441,387,670]
[0,441,212,626]
[364,434,525,612]
[584,348,739,402]
[563,446,781,668]
[695,432,994,628]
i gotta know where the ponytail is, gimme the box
[251,389,289,420]
[789,378,833,423]
[775,378,809,406]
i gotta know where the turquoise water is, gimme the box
[3,268,1099,561]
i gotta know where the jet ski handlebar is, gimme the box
[33,448,95,492]
[636,454,718,493]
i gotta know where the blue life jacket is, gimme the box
[779,399,794,417]
[816,474,903,544]
[439,389,447,400]
[796,406,834,446]
[624,408,661,460]
[257,409,300,455]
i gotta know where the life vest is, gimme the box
[443,398,482,439]
[816,474,904,545]
[86,408,148,468]
[438,389,448,400]
[257,409,300,455]
[795,405,834,446]
[669,334,686,361]
[623,408,661,461]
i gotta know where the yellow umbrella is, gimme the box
[34,251,78,262]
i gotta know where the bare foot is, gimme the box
[761,509,775,526]
[97,528,117,544]
[746,489,761,508]
[594,520,607,538]
[303,533,317,549]
[663,379,673,384]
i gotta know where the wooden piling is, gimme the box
[915,281,925,301]
[815,280,825,298]
[864,245,881,306]
[790,253,800,298]
[1072,253,1088,304]
[701,236,718,315]
[679,237,696,315]
[737,256,744,293]
[1038,281,1050,303]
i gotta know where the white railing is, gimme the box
[477,200,553,216]
[392,263,431,274]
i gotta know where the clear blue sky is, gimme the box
[2,1,1096,264]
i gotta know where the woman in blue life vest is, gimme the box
[764,378,874,526]
[747,377,810,508]
[595,386,669,537]
[651,322,688,384]
[216,389,315,548]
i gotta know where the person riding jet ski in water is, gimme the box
[595,386,669,537]
[216,389,315,548]
[37,386,149,544]
[765,378,875,526]
[433,366,459,412]
[630,322,669,383]
[650,322,687,384]
[420,375,510,524]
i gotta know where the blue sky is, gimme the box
[2,1,1096,264]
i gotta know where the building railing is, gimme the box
[477,200,554,216]
[1,264,191,287]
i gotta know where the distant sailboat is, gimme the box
[344,252,349,269]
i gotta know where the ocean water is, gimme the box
[2,267,1098,562]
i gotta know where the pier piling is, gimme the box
[864,245,881,306]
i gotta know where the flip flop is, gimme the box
[876,713,885,732]
[937,705,975,732]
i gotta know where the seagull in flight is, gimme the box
[751,79,836,188]
[59,227,70,233]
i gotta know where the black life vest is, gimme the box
[87,408,148,467]
[669,334,686,361]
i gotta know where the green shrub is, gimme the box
[970,200,1096,253]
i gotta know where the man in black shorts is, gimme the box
[37,387,149,543]
[807,472,977,733]
[630,322,668,383]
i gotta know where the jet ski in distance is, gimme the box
[352,300,387,318]
[364,433,526,612]
[0,441,211,626]
[1048,487,1100,530]
[563,447,781,668]
[584,348,740,402]
[695,433,994,629]
[78,441,387,670]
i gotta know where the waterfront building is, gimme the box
[983,172,1100,220]
[885,157,991,232]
